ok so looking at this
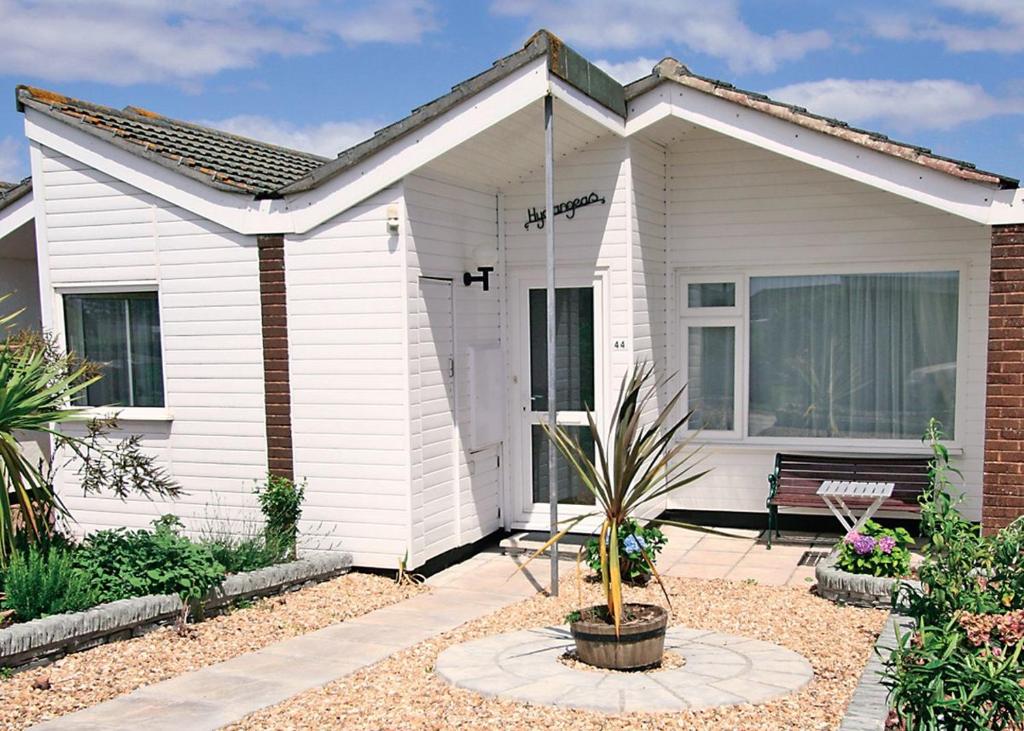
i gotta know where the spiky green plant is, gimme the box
[522,361,710,634]
[0,296,97,561]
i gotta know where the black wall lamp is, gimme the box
[463,243,498,291]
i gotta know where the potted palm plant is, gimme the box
[523,361,709,670]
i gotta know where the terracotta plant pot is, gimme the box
[569,603,668,670]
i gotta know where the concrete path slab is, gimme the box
[29,551,561,731]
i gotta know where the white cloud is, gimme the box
[199,115,382,157]
[0,0,440,86]
[325,0,439,44]
[867,0,1024,53]
[0,137,28,183]
[768,78,1024,133]
[595,57,660,84]
[491,0,831,73]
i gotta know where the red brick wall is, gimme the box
[257,234,294,480]
[984,223,1024,532]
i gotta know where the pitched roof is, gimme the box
[0,177,31,214]
[276,30,623,195]
[13,30,1018,200]
[626,59,1018,189]
[16,87,329,196]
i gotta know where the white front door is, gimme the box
[510,271,605,528]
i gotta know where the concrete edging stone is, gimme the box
[0,552,352,669]
[815,552,920,609]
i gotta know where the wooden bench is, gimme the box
[766,453,931,548]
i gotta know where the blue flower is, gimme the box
[623,534,640,553]
[636,535,648,550]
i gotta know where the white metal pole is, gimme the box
[544,93,558,595]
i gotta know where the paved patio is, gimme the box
[655,526,839,587]
[30,526,831,730]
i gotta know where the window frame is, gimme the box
[678,275,744,440]
[54,282,171,421]
[676,261,968,451]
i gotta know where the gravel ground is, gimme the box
[0,572,424,731]
[230,576,886,731]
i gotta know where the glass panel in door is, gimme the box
[528,286,596,506]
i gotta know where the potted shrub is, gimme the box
[524,362,708,670]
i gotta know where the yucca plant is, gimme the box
[523,361,709,634]
[0,296,97,561]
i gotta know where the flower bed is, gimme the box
[0,552,352,669]
[0,571,425,730]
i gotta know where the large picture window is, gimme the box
[64,292,164,408]
[681,269,960,441]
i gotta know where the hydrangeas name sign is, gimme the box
[524,191,606,230]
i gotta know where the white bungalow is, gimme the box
[2,30,1022,569]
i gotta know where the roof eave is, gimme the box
[629,65,1018,190]
[0,178,32,214]
[275,29,626,197]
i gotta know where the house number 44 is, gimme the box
[612,339,628,350]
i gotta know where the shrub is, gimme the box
[883,419,1024,729]
[2,547,95,621]
[583,519,667,584]
[255,474,305,559]
[201,532,288,575]
[835,520,913,578]
[73,515,225,603]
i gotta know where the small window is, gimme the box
[687,282,735,308]
[686,325,736,431]
[64,292,164,407]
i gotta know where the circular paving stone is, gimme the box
[435,626,814,714]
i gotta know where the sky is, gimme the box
[1,0,1023,184]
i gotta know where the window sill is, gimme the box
[681,434,964,457]
[64,407,174,423]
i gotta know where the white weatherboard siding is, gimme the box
[36,145,269,533]
[629,137,671,519]
[405,174,502,567]
[0,240,41,329]
[666,128,988,520]
[286,186,410,568]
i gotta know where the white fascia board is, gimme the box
[625,82,1017,225]
[0,191,33,240]
[548,77,626,136]
[988,189,1024,225]
[23,110,293,235]
[284,57,550,234]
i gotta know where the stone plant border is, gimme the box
[0,552,352,669]
[839,612,913,731]
[815,552,919,609]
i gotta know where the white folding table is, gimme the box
[816,480,895,534]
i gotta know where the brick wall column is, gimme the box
[983,224,1024,532]
[257,234,294,481]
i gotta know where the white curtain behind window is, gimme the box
[748,271,958,439]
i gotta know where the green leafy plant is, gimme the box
[836,520,913,578]
[72,515,225,603]
[583,518,666,584]
[255,473,305,559]
[0,294,180,565]
[200,532,287,575]
[883,418,1024,729]
[2,546,95,621]
[522,361,710,633]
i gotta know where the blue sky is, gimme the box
[1,0,1022,184]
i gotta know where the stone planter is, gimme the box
[815,552,920,609]
[569,603,668,670]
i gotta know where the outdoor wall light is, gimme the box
[386,204,400,234]
[463,242,498,291]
